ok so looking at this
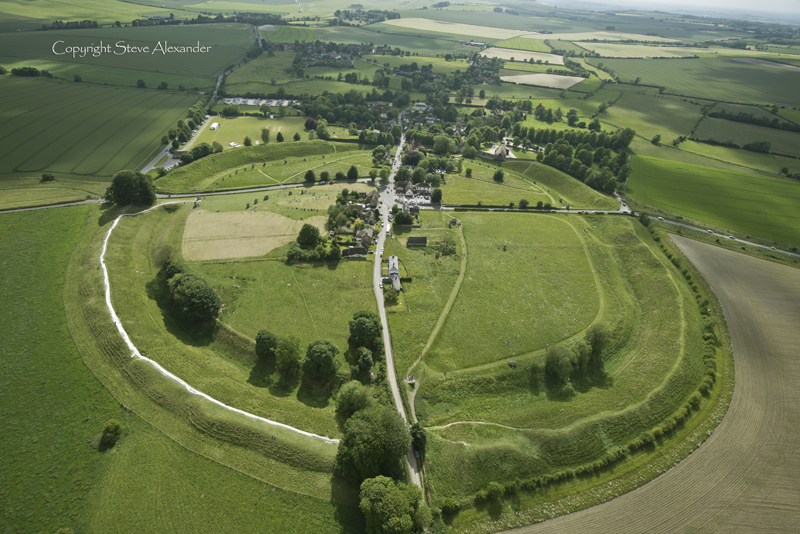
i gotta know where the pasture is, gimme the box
[601,91,702,140]
[628,155,800,245]
[364,54,471,76]
[0,176,106,210]
[0,206,123,533]
[155,140,370,192]
[439,167,553,207]
[316,25,466,55]
[259,24,319,43]
[191,116,307,151]
[0,0,189,30]
[0,24,252,89]
[500,73,585,90]
[588,57,800,105]
[0,77,199,180]
[376,18,526,41]
[494,37,551,52]
[678,140,799,175]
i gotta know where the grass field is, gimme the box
[376,18,526,41]
[0,0,192,30]
[0,77,199,180]
[364,54,471,76]
[0,206,122,533]
[495,37,551,52]
[695,116,800,158]
[678,140,800,175]
[316,25,466,55]
[0,176,106,210]
[628,155,800,245]
[601,91,702,140]
[190,116,308,151]
[155,140,370,192]
[440,165,553,207]
[482,48,564,65]
[260,24,319,43]
[501,73,585,90]
[0,24,252,89]
[587,57,800,105]
[515,237,797,533]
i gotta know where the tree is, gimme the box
[305,117,318,130]
[360,476,430,534]
[651,134,661,145]
[243,136,252,146]
[431,189,442,203]
[479,89,486,99]
[493,169,504,182]
[101,419,122,447]
[638,210,651,227]
[41,173,55,182]
[276,131,284,142]
[487,481,505,500]
[212,141,223,153]
[465,168,472,178]
[347,165,359,181]
[302,340,341,379]
[104,170,156,206]
[298,223,320,247]
[293,132,301,141]
[320,170,330,182]
[158,81,168,90]
[584,323,609,365]
[462,145,477,159]
[349,311,382,351]
[410,422,427,453]
[276,335,302,372]
[545,345,573,383]
[73,74,82,82]
[256,330,279,360]
[260,103,270,117]
[305,169,316,182]
[384,288,399,305]
[168,273,222,323]
[261,127,270,144]
[357,346,374,371]
[137,79,146,88]
[336,380,373,418]
[336,406,411,482]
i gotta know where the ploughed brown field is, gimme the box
[504,235,800,533]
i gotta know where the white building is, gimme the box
[210,122,220,130]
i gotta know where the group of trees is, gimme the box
[10,66,53,78]
[255,330,341,381]
[286,223,341,262]
[545,324,610,384]
[347,310,382,374]
[161,260,222,325]
[104,170,156,206]
[359,476,431,534]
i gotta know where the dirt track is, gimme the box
[503,235,800,533]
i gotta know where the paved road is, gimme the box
[370,132,423,490]
[0,198,103,214]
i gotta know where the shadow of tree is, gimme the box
[297,375,334,408]
[248,355,276,388]
[269,369,300,397]
[330,475,364,534]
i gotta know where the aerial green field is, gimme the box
[494,36,551,52]
[588,57,800,105]
[364,54,471,75]
[0,0,191,30]
[190,116,307,151]
[0,24,252,89]
[628,155,800,245]
[156,140,372,192]
[316,25,466,55]
[260,24,319,43]
[678,140,800,175]
[601,91,702,140]
[0,176,106,210]
[0,77,199,180]
[695,116,800,158]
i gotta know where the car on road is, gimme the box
[707,230,713,234]
[379,282,383,289]
[381,247,384,254]
[658,216,664,221]
[729,236,736,240]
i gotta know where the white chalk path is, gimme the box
[101,205,339,444]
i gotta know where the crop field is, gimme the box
[678,140,800,175]
[0,77,199,180]
[0,176,106,210]
[587,58,800,105]
[695,117,800,158]
[482,48,564,65]
[0,24,252,88]
[191,116,307,151]
[376,18,527,41]
[260,24,319,43]
[224,51,297,87]
[601,91,702,140]
[519,31,677,42]
[0,206,123,533]
[501,73,585,90]
[364,54,471,75]
[494,37,551,52]
[316,26,466,55]
[628,155,800,245]
[514,237,799,534]
[0,0,190,30]
[155,140,369,192]
[182,210,326,260]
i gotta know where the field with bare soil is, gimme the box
[503,236,800,533]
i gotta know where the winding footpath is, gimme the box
[101,204,339,444]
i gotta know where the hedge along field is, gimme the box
[155,140,371,192]
[0,24,253,89]
[421,215,708,502]
[628,155,800,245]
[695,116,800,158]
[422,213,600,372]
[0,77,199,180]
[587,57,800,105]
[677,140,800,175]
[600,91,703,140]
[0,206,124,533]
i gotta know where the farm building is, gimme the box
[210,122,220,130]
[407,237,427,247]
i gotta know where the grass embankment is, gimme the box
[155,140,372,193]
[418,215,728,533]
[0,176,106,210]
[0,206,122,533]
[628,155,800,245]
[64,204,353,504]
